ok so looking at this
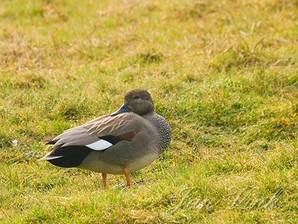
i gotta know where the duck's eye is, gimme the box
[133,96,140,100]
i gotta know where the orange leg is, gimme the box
[123,168,131,188]
[102,173,107,189]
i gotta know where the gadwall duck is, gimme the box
[42,89,171,188]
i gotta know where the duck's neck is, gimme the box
[144,112,171,152]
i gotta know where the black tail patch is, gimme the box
[46,146,93,168]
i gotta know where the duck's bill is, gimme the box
[111,104,131,116]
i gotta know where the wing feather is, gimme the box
[48,113,144,149]
[85,113,144,137]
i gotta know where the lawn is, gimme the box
[0,0,297,223]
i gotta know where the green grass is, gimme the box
[0,0,297,223]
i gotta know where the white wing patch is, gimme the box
[86,139,113,151]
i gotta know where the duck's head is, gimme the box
[112,89,154,116]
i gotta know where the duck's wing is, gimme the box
[45,115,108,145]
[42,113,145,167]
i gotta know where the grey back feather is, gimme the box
[49,113,157,150]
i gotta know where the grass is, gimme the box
[0,0,297,223]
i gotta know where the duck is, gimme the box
[42,89,171,188]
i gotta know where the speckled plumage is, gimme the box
[145,113,171,151]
